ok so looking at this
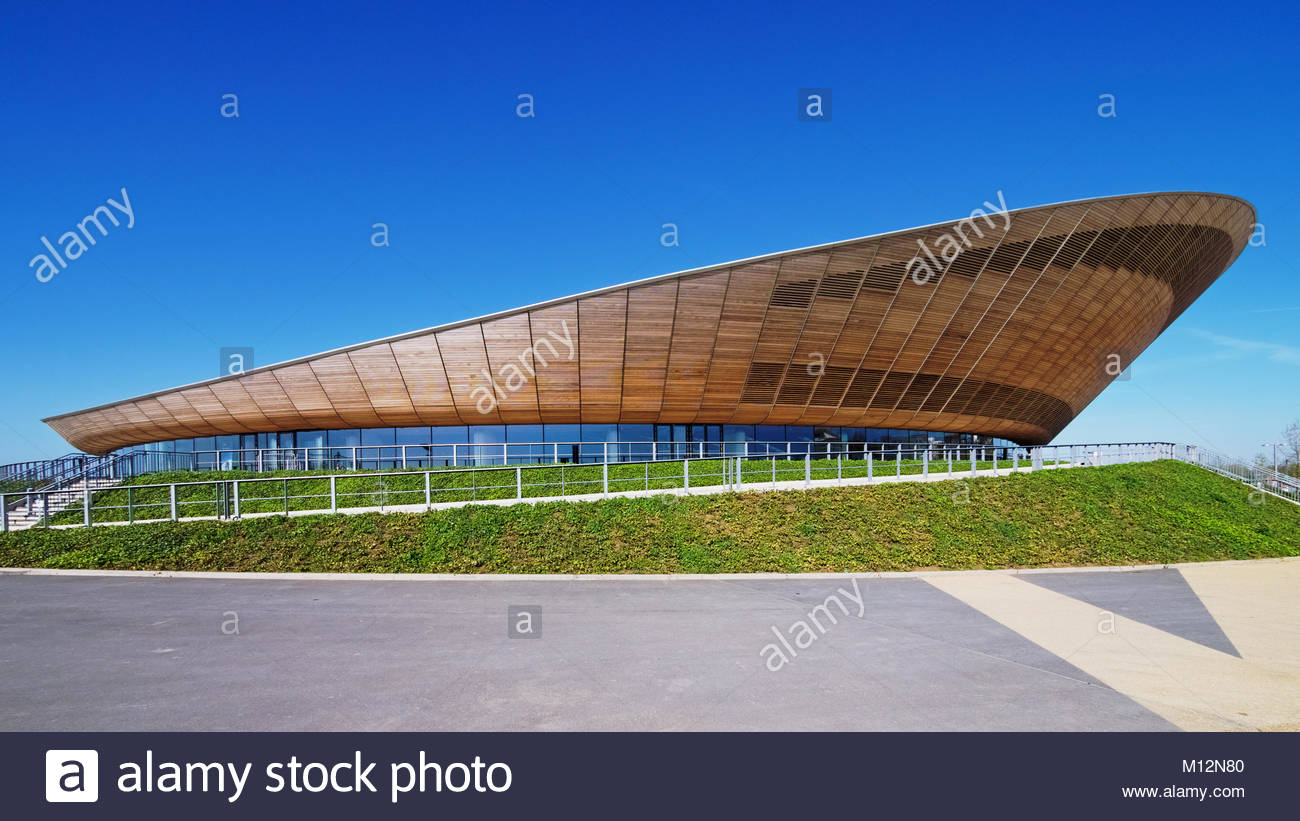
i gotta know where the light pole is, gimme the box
[1262,442,1284,474]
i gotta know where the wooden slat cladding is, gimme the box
[349,344,422,426]
[620,280,678,423]
[308,353,385,428]
[577,293,628,422]
[699,262,776,420]
[44,193,1255,453]
[662,270,728,420]
[273,362,338,427]
[434,325,500,423]
[237,371,310,432]
[742,252,830,419]
[389,334,459,426]
[527,303,581,423]
[481,314,542,424]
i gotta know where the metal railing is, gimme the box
[1171,444,1300,505]
[4,442,1184,531]
[183,439,1029,473]
[0,452,91,485]
[0,449,197,527]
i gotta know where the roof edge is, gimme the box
[43,191,1255,423]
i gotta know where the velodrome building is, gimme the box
[43,192,1253,469]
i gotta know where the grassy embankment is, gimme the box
[2,460,1297,573]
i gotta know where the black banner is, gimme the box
[7,732,1292,818]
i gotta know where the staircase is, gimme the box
[3,475,123,531]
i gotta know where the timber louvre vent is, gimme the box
[817,270,864,300]
[862,260,908,292]
[842,369,885,406]
[776,363,818,404]
[811,366,855,405]
[769,278,818,308]
[740,362,785,402]
[946,246,991,278]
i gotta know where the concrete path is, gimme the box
[1,559,1295,731]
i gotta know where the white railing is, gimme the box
[1171,444,1300,505]
[3,442,1196,531]
[183,439,1031,473]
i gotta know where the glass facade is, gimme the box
[131,424,1015,470]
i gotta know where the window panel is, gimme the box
[361,427,397,446]
[507,425,544,443]
[469,425,505,444]
[543,424,581,443]
[581,424,618,443]
[618,424,652,442]
[328,429,361,447]
[431,426,467,444]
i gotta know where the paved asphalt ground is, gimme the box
[1,561,1296,731]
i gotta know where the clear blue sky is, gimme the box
[2,0,1296,463]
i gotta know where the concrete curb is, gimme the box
[0,555,1295,582]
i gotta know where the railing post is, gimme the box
[424,472,431,508]
[517,466,523,500]
[125,488,131,525]
[896,447,901,477]
[971,449,978,477]
[603,442,609,464]
[1,494,7,533]
[330,476,337,512]
[922,450,929,478]
[805,453,811,488]
[402,445,407,469]
[645,461,650,491]
[771,456,776,487]
[837,454,842,485]
[868,452,873,481]
[684,459,690,492]
[1013,449,1018,472]
[84,483,92,527]
[602,463,608,497]
[652,442,657,462]
[233,480,241,518]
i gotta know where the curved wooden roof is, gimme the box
[45,192,1254,453]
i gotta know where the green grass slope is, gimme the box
[2,461,1297,574]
